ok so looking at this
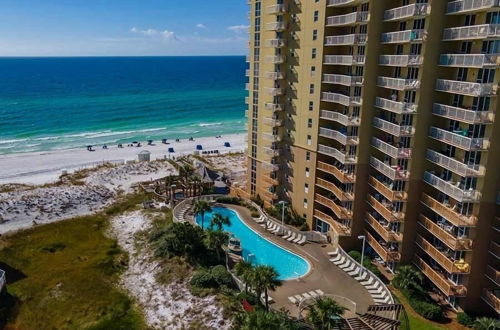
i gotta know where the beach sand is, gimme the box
[0,133,246,185]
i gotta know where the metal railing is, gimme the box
[384,3,430,21]
[318,144,357,164]
[265,38,286,48]
[323,74,363,86]
[439,54,499,67]
[429,126,489,150]
[378,76,420,90]
[264,55,285,64]
[326,11,369,26]
[443,24,500,40]
[419,215,473,251]
[265,22,286,31]
[433,103,495,124]
[426,149,484,177]
[415,235,471,274]
[324,55,365,65]
[264,87,284,96]
[375,97,417,114]
[321,92,361,106]
[447,0,500,15]
[373,117,415,137]
[421,193,478,227]
[436,79,496,96]
[261,161,280,172]
[379,55,423,66]
[327,0,362,6]
[262,132,281,143]
[370,156,409,181]
[371,137,412,159]
[325,34,367,46]
[263,146,282,157]
[423,171,482,202]
[263,117,283,127]
[264,71,285,80]
[381,29,424,43]
[265,103,283,111]
[320,110,360,126]
[266,4,286,14]
[414,255,467,297]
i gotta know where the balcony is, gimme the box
[375,97,417,115]
[313,208,351,236]
[262,132,282,143]
[366,213,403,242]
[323,74,363,86]
[421,193,478,227]
[490,241,500,259]
[373,117,415,137]
[320,110,360,126]
[370,156,409,181]
[326,11,369,26]
[379,55,423,67]
[414,256,467,297]
[324,55,365,66]
[439,54,499,68]
[325,34,367,46]
[264,87,284,96]
[316,178,353,201]
[265,22,286,32]
[384,3,430,21]
[429,126,489,150]
[261,161,280,172]
[327,0,366,7]
[265,71,285,80]
[321,92,362,107]
[443,24,500,41]
[423,171,482,202]
[263,146,282,157]
[265,38,287,48]
[263,117,283,127]
[371,137,412,159]
[365,231,401,262]
[262,174,279,186]
[319,127,358,145]
[436,79,497,96]
[318,144,357,164]
[482,289,500,314]
[315,193,353,221]
[266,4,286,15]
[419,215,473,251]
[367,195,404,222]
[416,235,471,273]
[381,30,424,44]
[369,176,407,201]
[485,265,500,286]
[265,55,285,64]
[426,149,484,177]
[433,103,495,124]
[378,76,420,90]
[317,161,356,183]
[447,0,500,15]
[261,189,279,201]
[265,103,283,112]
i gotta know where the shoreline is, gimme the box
[0,133,246,185]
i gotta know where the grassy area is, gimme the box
[392,288,445,330]
[0,193,149,330]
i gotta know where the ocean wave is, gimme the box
[0,138,28,145]
[197,122,223,127]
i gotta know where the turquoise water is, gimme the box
[195,207,310,280]
[0,56,246,154]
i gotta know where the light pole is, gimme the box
[358,235,366,276]
[278,200,286,234]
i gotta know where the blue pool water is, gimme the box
[195,207,310,280]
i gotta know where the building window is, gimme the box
[309,84,315,94]
[312,29,318,41]
[307,135,312,146]
[311,66,316,76]
[309,101,314,111]
[312,48,317,59]
[305,183,309,194]
[313,11,319,22]
[308,118,313,128]
[304,199,308,209]
[306,151,311,161]
[305,167,310,178]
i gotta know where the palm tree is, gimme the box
[392,265,423,291]
[250,265,282,311]
[211,213,231,231]
[306,297,347,330]
[194,199,211,229]
[235,260,253,293]
[233,310,300,330]
[473,317,500,330]
[204,228,229,262]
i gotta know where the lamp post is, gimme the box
[278,200,286,234]
[358,235,366,276]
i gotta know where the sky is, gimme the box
[0,0,249,56]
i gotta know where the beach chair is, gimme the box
[288,296,298,305]
[301,292,312,300]
[315,289,324,296]
[272,225,281,234]
[287,232,297,242]
[292,235,303,244]
[268,223,277,233]
[297,236,307,245]
[282,230,291,239]
[309,291,319,298]
[293,294,303,303]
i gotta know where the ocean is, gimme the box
[0,56,247,155]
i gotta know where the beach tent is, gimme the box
[196,145,203,150]
[224,142,231,147]
[168,147,175,153]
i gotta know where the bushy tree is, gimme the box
[393,265,423,291]
[194,200,212,229]
[473,317,500,330]
[250,265,281,311]
[235,260,253,293]
[306,297,346,330]
[232,310,299,330]
[211,213,231,231]
[150,222,205,259]
[204,228,228,262]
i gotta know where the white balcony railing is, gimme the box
[371,137,412,159]
[439,54,499,67]
[384,3,430,21]
[265,71,285,80]
[447,0,500,15]
[436,79,497,96]
[326,11,369,26]
[325,34,367,46]
[262,132,281,143]
[263,146,282,157]
[264,103,283,112]
[264,87,284,96]
[323,74,363,86]
[320,110,360,126]
[426,149,484,177]
[321,92,361,106]
[375,97,417,114]
[370,156,409,181]
[264,55,285,64]
[263,117,283,127]
[379,55,423,66]
[373,117,415,137]
[429,126,489,150]
[433,103,495,124]
[443,24,500,41]
[265,22,286,31]
[318,144,357,164]
[266,4,286,15]
[265,38,286,48]
[381,29,424,43]
[378,76,421,90]
[319,127,358,145]
[423,171,482,202]
[324,55,365,65]
[261,161,280,172]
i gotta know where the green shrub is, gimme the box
[190,269,216,288]
[409,300,442,321]
[250,211,260,218]
[457,312,475,327]
[348,250,361,260]
[216,197,242,205]
[211,265,233,287]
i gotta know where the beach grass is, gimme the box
[0,193,148,330]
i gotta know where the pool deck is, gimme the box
[226,205,375,317]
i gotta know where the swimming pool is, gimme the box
[195,207,310,280]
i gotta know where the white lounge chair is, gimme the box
[288,296,298,304]
[315,289,324,296]
[292,235,303,244]
[333,256,346,266]
[297,236,307,245]
[309,291,319,298]
[327,251,338,256]
[302,292,312,300]
[272,225,281,234]
[282,230,292,239]
[287,233,297,242]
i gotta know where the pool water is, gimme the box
[195,207,310,280]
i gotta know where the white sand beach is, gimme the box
[0,133,246,185]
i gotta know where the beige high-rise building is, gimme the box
[245,0,499,315]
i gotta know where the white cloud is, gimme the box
[227,25,249,33]
[130,27,176,40]
[195,23,207,29]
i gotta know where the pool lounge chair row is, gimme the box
[288,289,325,305]
[255,216,306,245]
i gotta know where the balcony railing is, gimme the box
[433,103,495,124]
[447,0,500,14]
[421,193,478,227]
[265,71,285,80]
[436,79,497,96]
[379,55,423,67]
[263,117,283,127]
[375,97,417,115]
[369,176,408,202]
[443,24,500,41]
[371,137,412,159]
[264,87,284,96]
[373,117,415,137]
[320,110,360,126]
[264,103,283,112]
[264,55,285,64]
[365,231,401,262]
[315,194,353,220]
[262,132,282,143]
[265,38,286,48]
[318,144,357,164]
[429,126,489,150]
[262,174,279,186]
[319,127,358,145]
[323,74,363,86]
[321,92,362,106]
[366,213,403,242]
[261,189,279,201]
[265,22,286,31]
[416,235,471,273]
[316,177,354,201]
[325,34,367,46]
[317,161,356,182]
[381,30,424,44]
[482,289,500,314]
[326,11,369,26]
[370,156,409,181]
[423,171,482,202]
[414,256,467,297]
[384,3,430,21]
[266,4,286,15]
[324,55,365,65]
[378,76,420,90]
[327,0,365,7]
[313,208,351,236]
[439,53,499,68]
[261,161,280,172]
[263,146,282,157]
[367,195,404,222]
[426,149,484,177]
[486,265,500,286]
[419,215,473,251]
